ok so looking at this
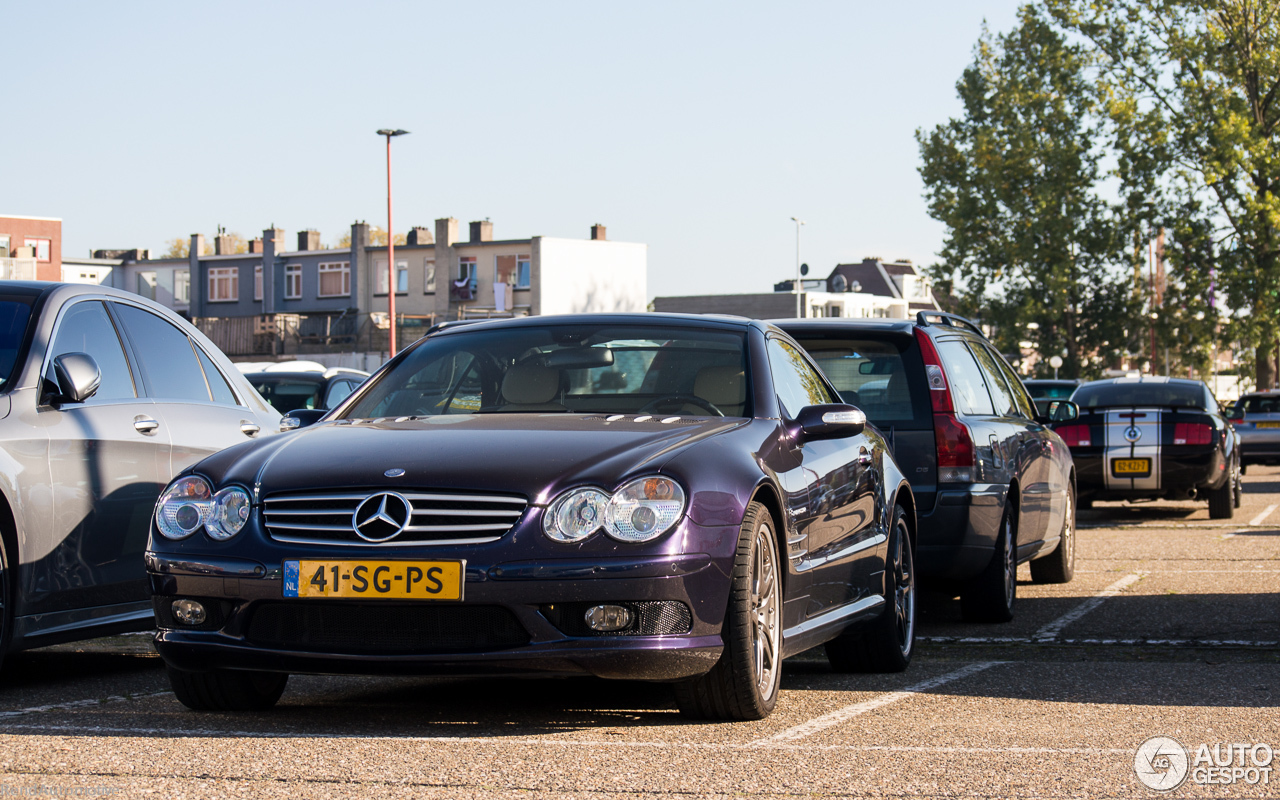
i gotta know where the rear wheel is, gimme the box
[675,501,781,720]
[1030,483,1075,584]
[961,504,1016,622]
[1208,468,1236,519]
[825,505,914,673]
[167,666,288,711]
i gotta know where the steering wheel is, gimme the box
[639,394,724,417]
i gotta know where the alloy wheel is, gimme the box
[893,520,915,656]
[751,522,781,701]
[1002,514,1016,609]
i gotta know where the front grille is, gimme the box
[541,601,693,637]
[262,489,527,546]
[246,602,530,654]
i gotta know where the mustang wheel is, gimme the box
[1031,482,1075,584]
[167,666,288,712]
[675,501,781,720]
[1208,467,1236,519]
[825,504,914,673]
[961,503,1017,623]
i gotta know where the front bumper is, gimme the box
[914,483,1008,581]
[147,548,732,682]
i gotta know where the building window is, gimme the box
[396,260,408,293]
[285,264,301,299]
[459,256,477,281]
[0,235,9,258]
[137,271,157,300]
[209,267,239,302]
[373,259,408,295]
[175,270,190,304]
[516,255,531,289]
[425,259,436,293]
[24,238,50,262]
[318,261,350,298]
[254,265,263,301]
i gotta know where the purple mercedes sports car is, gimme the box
[147,314,917,720]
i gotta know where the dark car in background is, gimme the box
[1054,377,1241,516]
[0,282,280,668]
[1023,379,1081,418]
[247,367,370,414]
[1228,391,1280,472]
[776,312,1077,624]
[147,314,918,721]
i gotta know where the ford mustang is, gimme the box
[147,314,917,720]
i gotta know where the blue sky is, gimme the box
[4,1,1023,298]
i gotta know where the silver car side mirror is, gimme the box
[52,353,101,404]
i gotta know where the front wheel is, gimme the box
[825,505,914,673]
[675,501,781,720]
[168,666,288,711]
[1030,483,1075,584]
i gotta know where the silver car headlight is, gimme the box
[543,488,610,542]
[155,476,214,540]
[206,487,252,540]
[604,477,686,543]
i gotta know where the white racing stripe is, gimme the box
[1249,504,1278,526]
[760,661,1004,744]
[1033,572,1146,641]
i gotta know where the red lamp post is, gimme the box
[377,128,409,356]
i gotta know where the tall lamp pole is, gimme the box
[377,128,409,356]
[791,217,805,318]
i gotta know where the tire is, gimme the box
[0,531,12,674]
[825,504,915,673]
[961,503,1017,623]
[1078,496,1093,510]
[1030,482,1076,584]
[1234,466,1243,509]
[675,501,782,720]
[1208,469,1235,520]
[167,666,288,711]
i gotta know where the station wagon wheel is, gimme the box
[1031,481,1076,584]
[825,504,915,672]
[674,501,781,720]
[961,503,1017,622]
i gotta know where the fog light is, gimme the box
[171,599,207,626]
[585,604,633,632]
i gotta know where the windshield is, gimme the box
[1025,383,1077,400]
[0,298,33,390]
[344,324,750,418]
[1072,381,1210,410]
[250,377,324,413]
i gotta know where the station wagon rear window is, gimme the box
[791,336,931,429]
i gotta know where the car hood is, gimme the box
[194,413,747,502]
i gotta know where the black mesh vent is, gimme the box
[541,601,693,637]
[153,596,232,631]
[247,603,529,654]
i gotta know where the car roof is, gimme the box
[1078,376,1207,389]
[427,312,763,336]
[770,318,919,336]
[0,281,58,299]
[1023,379,1081,386]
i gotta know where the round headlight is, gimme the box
[604,476,686,543]
[155,476,214,540]
[544,488,609,542]
[206,487,252,540]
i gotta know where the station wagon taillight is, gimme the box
[915,330,974,481]
[1056,424,1092,447]
[1173,422,1213,445]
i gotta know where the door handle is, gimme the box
[133,417,160,435]
[240,421,261,437]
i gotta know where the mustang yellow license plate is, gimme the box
[1112,458,1152,476]
[1257,422,1280,429]
[282,560,464,600]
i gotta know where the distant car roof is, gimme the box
[1023,379,1081,387]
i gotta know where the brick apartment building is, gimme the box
[0,214,61,281]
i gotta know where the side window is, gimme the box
[935,340,995,416]
[195,346,240,406]
[324,379,357,409]
[968,343,1020,417]
[982,344,1037,418]
[48,301,136,402]
[110,303,211,402]
[767,337,837,417]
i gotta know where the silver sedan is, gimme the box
[1231,391,1280,472]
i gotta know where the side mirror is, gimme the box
[795,403,866,441]
[280,408,327,432]
[51,353,101,404]
[1043,400,1079,424]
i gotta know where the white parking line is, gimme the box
[0,691,172,718]
[920,636,1279,647]
[760,661,1004,744]
[1249,504,1278,526]
[1033,572,1146,641]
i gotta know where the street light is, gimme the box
[377,128,410,356]
[790,217,805,318]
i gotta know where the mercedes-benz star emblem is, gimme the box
[1124,425,1142,443]
[352,492,412,542]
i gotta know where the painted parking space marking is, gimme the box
[1033,572,1146,641]
[0,691,172,719]
[760,661,1004,744]
[1249,504,1278,526]
[920,636,1279,647]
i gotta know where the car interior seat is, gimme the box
[693,366,746,416]
[499,364,566,412]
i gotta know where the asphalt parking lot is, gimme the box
[0,471,1276,798]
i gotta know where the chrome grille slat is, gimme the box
[263,488,528,546]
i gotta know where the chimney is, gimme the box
[248,237,263,254]
[190,233,205,258]
[435,218,458,248]
[297,230,321,251]
[469,220,493,243]
[351,221,371,250]
[591,224,607,241]
[214,233,234,255]
[407,226,433,246]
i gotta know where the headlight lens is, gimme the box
[207,487,252,540]
[155,476,214,540]
[544,488,609,542]
[604,477,686,543]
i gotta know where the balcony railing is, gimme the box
[0,258,37,280]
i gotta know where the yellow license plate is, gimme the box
[283,560,464,600]
[1257,422,1280,429]
[1112,458,1151,475]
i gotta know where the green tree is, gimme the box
[917,6,1145,378]
[1048,0,1280,388]
[337,227,404,248]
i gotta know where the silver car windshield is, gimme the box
[0,298,33,391]
[343,325,750,418]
